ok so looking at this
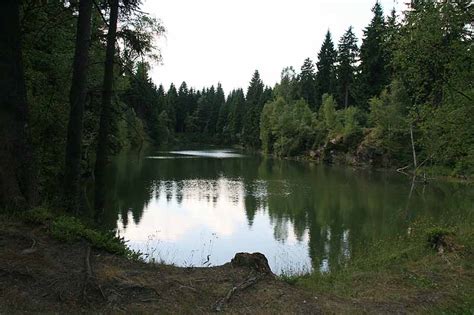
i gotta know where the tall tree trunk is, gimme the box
[94,0,119,211]
[344,84,349,108]
[0,0,37,210]
[410,123,417,170]
[64,0,93,213]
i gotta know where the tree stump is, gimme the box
[230,252,272,274]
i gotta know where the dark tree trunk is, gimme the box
[344,84,349,108]
[0,0,37,210]
[64,0,93,213]
[94,0,119,211]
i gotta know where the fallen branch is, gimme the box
[82,245,92,300]
[213,273,265,312]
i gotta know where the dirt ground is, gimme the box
[0,221,323,314]
[2,219,472,314]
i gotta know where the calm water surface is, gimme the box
[100,148,473,274]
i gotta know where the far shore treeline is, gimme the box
[0,0,472,212]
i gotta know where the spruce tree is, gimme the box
[337,26,359,108]
[64,0,93,212]
[357,1,389,109]
[210,83,225,134]
[384,8,399,81]
[176,82,188,133]
[228,89,246,142]
[166,83,178,132]
[242,70,264,148]
[0,0,37,209]
[298,58,317,110]
[315,31,338,108]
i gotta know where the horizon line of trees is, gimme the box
[131,1,473,178]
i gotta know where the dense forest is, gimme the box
[0,0,472,213]
[124,1,474,177]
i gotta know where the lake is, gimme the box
[99,148,473,274]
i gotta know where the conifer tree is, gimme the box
[64,0,93,212]
[337,26,359,108]
[228,89,246,142]
[242,70,264,148]
[0,0,37,209]
[298,58,317,110]
[357,2,389,109]
[315,31,338,108]
[384,8,399,81]
[210,83,225,134]
[176,82,188,132]
[166,83,178,132]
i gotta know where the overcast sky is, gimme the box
[142,0,403,94]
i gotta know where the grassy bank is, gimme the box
[287,215,474,313]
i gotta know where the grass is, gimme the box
[292,216,474,313]
[20,207,142,260]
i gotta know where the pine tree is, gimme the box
[209,83,225,134]
[316,31,338,108]
[95,0,120,211]
[0,0,37,209]
[227,89,246,142]
[166,83,178,132]
[64,0,93,212]
[357,2,389,109]
[384,8,399,81]
[242,70,264,148]
[298,58,317,110]
[337,26,359,108]
[176,81,188,133]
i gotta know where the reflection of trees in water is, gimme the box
[99,152,474,272]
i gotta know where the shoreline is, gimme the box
[1,207,472,313]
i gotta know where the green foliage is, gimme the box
[295,216,473,311]
[356,2,390,109]
[297,58,317,109]
[417,91,474,176]
[50,216,141,259]
[242,71,266,148]
[22,207,54,225]
[260,97,315,156]
[316,31,338,108]
[337,26,359,108]
[320,94,341,137]
[366,80,411,164]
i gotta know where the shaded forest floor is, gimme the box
[0,219,321,314]
[1,216,473,314]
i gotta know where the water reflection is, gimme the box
[98,149,474,274]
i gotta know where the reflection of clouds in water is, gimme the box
[118,178,247,242]
[116,175,312,273]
